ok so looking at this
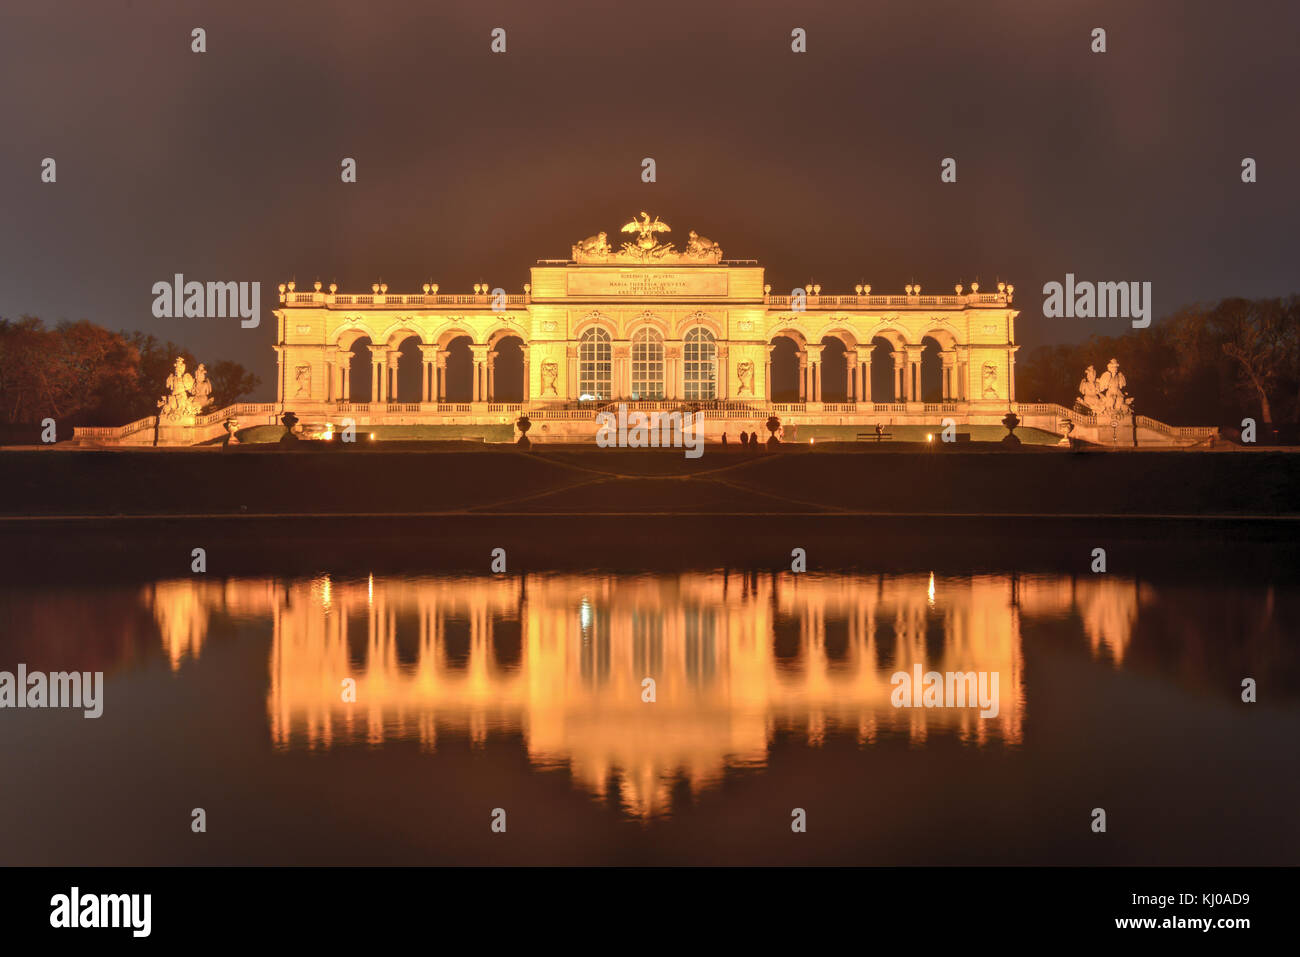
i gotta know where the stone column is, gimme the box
[845,350,859,402]
[806,344,823,403]
[371,353,385,403]
[892,351,905,401]
[387,352,400,404]
[521,345,530,402]
[797,352,809,401]
[486,353,496,402]
[905,347,923,402]
[567,345,580,400]
[941,350,957,400]
[613,343,630,399]
[857,349,872,403]
[665,345,681,400]
[471,344,489,402]
[418,345,438,402]
[436,350,448,401]
[764,352,772,401]
[1008,346,1019,402]
[336,350,352,401]
[716,344,729,401]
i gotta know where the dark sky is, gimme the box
[2,0,1297,400]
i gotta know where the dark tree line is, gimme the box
[0,316,259,427]
[1016,296,1300,428]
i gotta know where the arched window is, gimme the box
[578,327,612,399]
[631,327,664,399]
[683,327,717,400]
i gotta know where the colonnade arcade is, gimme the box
[333,328,527,404]
[329,319,729,404]
[767,328,968,403]
[322,324,978,405]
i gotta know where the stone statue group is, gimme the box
[1077,357,1133,418]
[157,357,213,420]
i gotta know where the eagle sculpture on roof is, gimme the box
[621,211,671,250]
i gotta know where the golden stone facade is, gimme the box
[272,215,1023,435]
[76,223,1218,446]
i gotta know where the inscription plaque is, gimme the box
[566,270,728,298]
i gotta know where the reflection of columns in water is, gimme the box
[143,571,1123,814]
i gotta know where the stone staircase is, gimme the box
[71,399,1218,448]
[71,403,281,447]
[1014,403,1219,447]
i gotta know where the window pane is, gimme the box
[631,328,664,400]
[683,327,716,400]
[579,328,612,399]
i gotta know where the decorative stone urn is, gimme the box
[1001,411,1022,446]
[766,415,782,447]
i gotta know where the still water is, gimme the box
[1,568,1297,864]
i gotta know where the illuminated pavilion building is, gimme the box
[75,213,1214,445]
[269,213,1029,441]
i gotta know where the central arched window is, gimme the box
[578,327,612,399]
[683,327,717,400]
[631,327,664,399]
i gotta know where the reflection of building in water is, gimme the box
[146,574,987,814]
[141,571,1141,817]
[146,578,283,670]
[1017,575,1147,665]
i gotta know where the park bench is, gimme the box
[857,431,893,442]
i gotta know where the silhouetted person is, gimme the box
[749,431,759,447]
[739,431,749,447]
[721,431,728,446]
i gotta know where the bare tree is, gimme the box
[1211,297,1295,426]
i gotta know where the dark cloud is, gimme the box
[2,0,1296,397]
